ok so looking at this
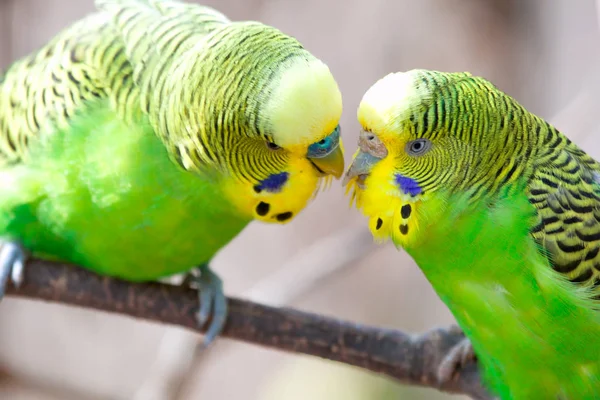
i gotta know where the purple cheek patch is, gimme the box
[254,172,289,193]
[394,173,422,197]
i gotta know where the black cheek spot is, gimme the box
[253,185,262,193]
[399,224,409,235]
[256,202,270,216]
[276,212,293,222]
[376,218,383,230]
[401,204,412,219]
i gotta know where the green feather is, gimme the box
[0,99,249,280]
[408,186,600,399]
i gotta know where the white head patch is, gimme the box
[358,70,433,133]
[265,58,342,148]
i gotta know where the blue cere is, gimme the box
[394,173,422,197]
[307,125,340,158]
[254,172,289,193]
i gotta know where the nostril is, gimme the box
[359,131,388,158]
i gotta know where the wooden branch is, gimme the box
[5,259,493,400]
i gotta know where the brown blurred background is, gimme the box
[0,0,598,399]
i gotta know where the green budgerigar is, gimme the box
[0,0,345,344]
[344,69,600,399]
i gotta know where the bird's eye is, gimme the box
[317,137,331,148]
[406,139,431,156]
[411,141,424,152]
[266,141,281,150]
[308,126,340,158]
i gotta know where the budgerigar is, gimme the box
[0,0,345,345]
[344,69,600,399]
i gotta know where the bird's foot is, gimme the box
[0,239,26,300]
[437,334,477,385]
[192,264,227,348]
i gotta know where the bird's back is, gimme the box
[0,0,230,167]
[0,13,114,166]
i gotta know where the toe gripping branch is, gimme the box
[193,263,227,347]
[0,240,26,299]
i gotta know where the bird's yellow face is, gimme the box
[343,70,485,249]
[221,58,345,224]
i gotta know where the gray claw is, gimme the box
[194,264,227,348]
[437,336,477,385]
[0,240,26,299]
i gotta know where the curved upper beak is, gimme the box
[309,145,345,179]
[342,150,383,188]
[342,129,387,188]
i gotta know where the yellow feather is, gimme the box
[265,58,342,148]
[221,154,321,224]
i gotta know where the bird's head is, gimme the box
[165,23,344,224]
[343,69,535,248]
[223,47,345,224]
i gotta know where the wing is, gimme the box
[0,14,120,166]
[528,129,600,295]
[0,0,230,167]
[92,0,233,172]
[95,0,230,138]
